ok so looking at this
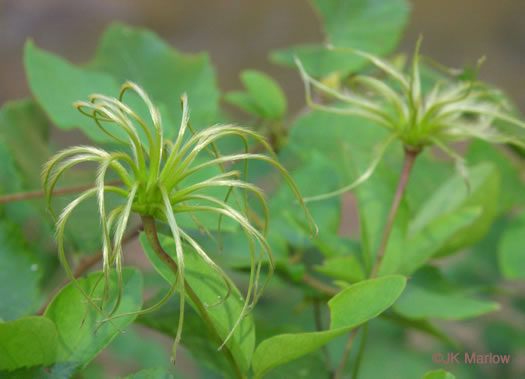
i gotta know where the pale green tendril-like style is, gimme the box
[296,37,525,202]
[42,81,317,361]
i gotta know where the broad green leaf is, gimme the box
[0,316,58,371]
[498,211,525,279]
[44,267,143,366]
[140,233,255,374]
[286,107,405,270]
[393,207,481,275]
[287,107,391,168]
[24,40,121,142]
[0,99,119,254]
[315,255,365,283]
[224,70,287,120]
[25,23,220,142]
[241,70,287,119]
[90,23,220,135]
[0,219,42,321]
[393,267,499,320]
[466,140,524,211]
[0,100,50,189]
[224,91,261,116]
[444,216,508,288]
[252,275,406,377]
[271,0,411,77]
[138,295,240,377]
[0,100,55,242]
[269,150,341,248]
[329,276,406,329]
[422,369,456,379]
[410,163,500,257]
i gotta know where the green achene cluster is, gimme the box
[296,38,525,201]
[42,81,316,360]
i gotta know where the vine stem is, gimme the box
[334,146,421,378]
[334,328,358,379]
[370,146,421,278]
[141,215,244,379]
[0,179,122,204]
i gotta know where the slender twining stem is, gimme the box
[351,322,368,379]
[334,328,359,379]
[0,179,122,204]
[140,215,244,379]
[370,146,420,278]
[37,226,141,315]
[303,273,339,296]
[335,146,421,378]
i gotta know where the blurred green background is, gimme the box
[1,1,525,378]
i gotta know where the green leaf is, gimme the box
[498,211,525,279]
[223,91,262,116]
[393,267,499,320]
[422,369,456,379]
[243,70,287,119]
[394,207,481,275]
[410,163,500,257]
[0,316,58,371]
[44,267,143,366]
[140,233,255,374]
[24,40,121,142]
[269,150,341,248]
[225,70,287,120]
[466,140,525,212]
[0,100,50,189]
[25,23,220,142]
[137,296,237,377]
[0,100,120,255]
[90,23,220,134]
[271,0,411,77]
[251,275,406,377]
[444,217,506,287]
[315,255,366,283]
[0,220,42,321]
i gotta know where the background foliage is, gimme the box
[1,0,524,378]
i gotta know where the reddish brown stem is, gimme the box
[335,147,421,379]
[370,147,420,278]
[302,273,339,296]
[140,215,244,378]
[0,179,123,204]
